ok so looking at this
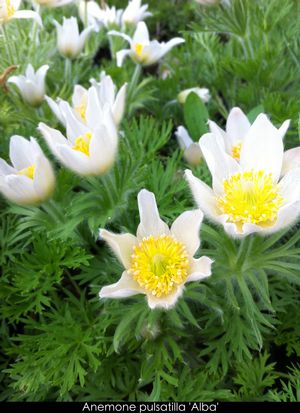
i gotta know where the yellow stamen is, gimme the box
[217,170,283,226]
[75,103,86,122]
[134,43,144,57]
[72,132,92,156]
[18,164,36,180]
[129,235,189,297]
[231,141,242,161]
[5,0,15,18]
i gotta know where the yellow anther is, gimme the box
[134,43,144,57]
[72,132,92,156]
[75,103,86,122]
[231,141,242,161]
[18,164,36,180]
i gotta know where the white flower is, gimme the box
[121,0,151,26]
[38,101,118,176]
[46,76,127,128]
[0,0,42,25]
[54,16,94,59]
[177,87,211,104]
[33,0,74,8]
[194,0,230,5]
[0,135,55,205]
[78,1,122,29]
[185,114,300,238]
[99,189,212,310]
[175,126,202,166]
[208,107,290,162]
[8,64,49,107]
[109,21,185,67]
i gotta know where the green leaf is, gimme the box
[183,92,209,140]
[247,105,264,123]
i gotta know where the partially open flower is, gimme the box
[78,0,122,29]
[54,16,94,59]
[109,21,185,67]
[33,0,74,8]
[178,87,211,104]
[0,0,42,25]
[99,189,212,310]
[8,64,49,107]
[185,114,300,237]
[46,76,127,128]
[0,135,55,205]
[175,126,202,166]
[121,0,151,26]
[38,102,118,176]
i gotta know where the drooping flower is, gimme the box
[208,107,290,162]
[8,64,49,107]
[0,135,55,205]
[185,114,300,237]
[38,102,118,176]
[46,76,127,128]
[99,189,212,309]
[175,126,202,166]
[109,21,185,67]
[121,0,151,26]
[0,0,42,25]
[78,0,122,30]
[54,16,94,59]
[177,87,211,104]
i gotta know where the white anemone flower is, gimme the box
[32,0,74,8]
[177,87,211,104]
[121,0,151,26]
[78,1,122,29]
[38,101,118,176]
[46,76,127,128]
[54,16,94,59]
[0,0,42,25]
[185,114,300,238]
[175,126,202,166]
[99,189,212,310]
[0,135,55,205]
[208,107,290,162]
[109,21,185,67]
[8,64,49,107]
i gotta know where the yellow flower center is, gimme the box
[17,164,36,180]
[5,0,15,18]
[75,103,86,122]
[129,235,189,297]
[231,141,242,161]
[217,170,283,226]
[134,43,144,57]
[72,132,92,156]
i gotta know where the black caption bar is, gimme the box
[1,402,300,412]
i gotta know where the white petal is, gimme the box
[281,147,300,176]
[279,167,300,204]
[226,107,251,146]
[184,169,219,222]
[278,119,290,139]
[175,126,193,150]
[100,229,137,269]
[133,21,150,44]
[170,209,203,257]
[0,159,16,175]
[38,122,67,156]
[33,155,55,201]
[187,256,213,282]
[116,49,131,67]
[13,10,43,27]
[223,222,263,238]
[9,135,36,169]
[136,189,169,239]
[199,133,240,194]
[2,175,38,205]
[240,114,283,182]
[157,37,185,59]
[56,145,94,175]
[45,96,66,125]
[72,85,87,107]
[112,83,127,126]
[99,271,142,298]
[262,201,300,234]
[85,86,103,128]
[89,125,118,175]
[147,286,184,310]
[108,30,132,44]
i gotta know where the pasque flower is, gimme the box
[99,189,212,309]
[8,64,49,107]
[121,0,151,26]
[78,1,122,29]
[109,21,185,67]
[54,16,94,59]
[38,101,118,176]
[0,135,55,205]
[177,87,211,104]
[185,114,300,237]
[175,126,202,166]
[208,107,290,162]
[0,0,42,25]
[32,0,74,8]
[46,75,127,128]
